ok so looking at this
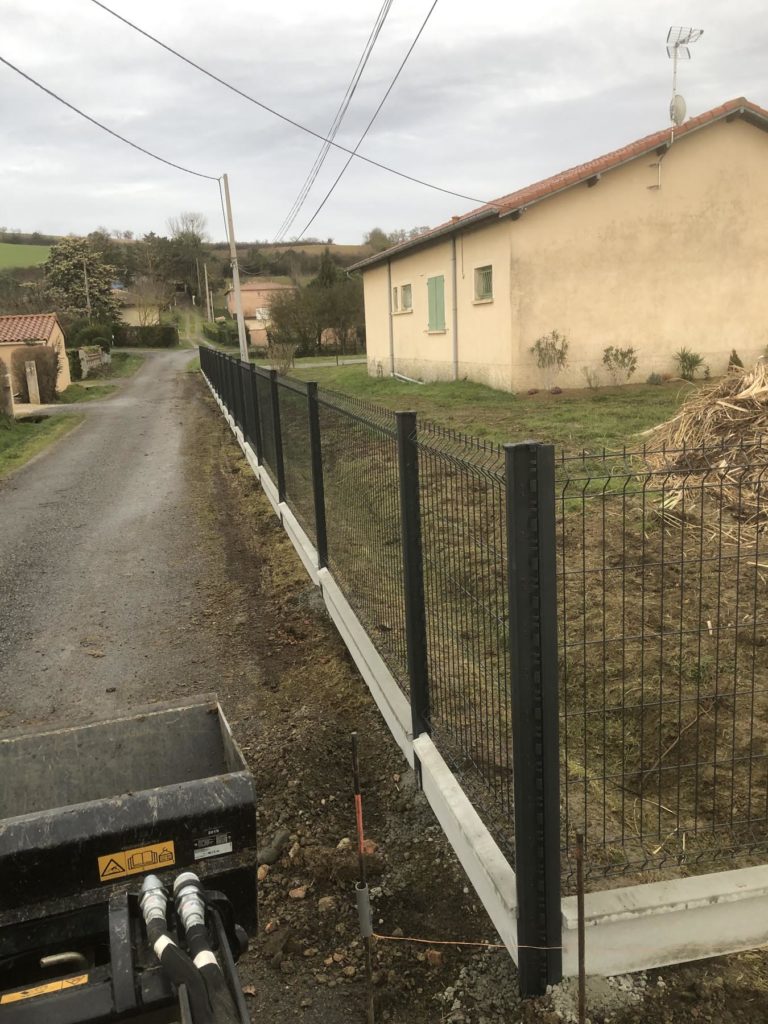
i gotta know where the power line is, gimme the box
[89,0,487,206]
[297,0,441,239]
[274,0,393,241]
[0,54,219,183]
[274,0,395,242]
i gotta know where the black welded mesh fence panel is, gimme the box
[277,377,316,544]
[318,388,408,688]
[254,369,277,483]
[557,444,768,885]
[417,424,515,859]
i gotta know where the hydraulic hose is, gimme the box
[140,875,215,1024]
[174,873,241,1024]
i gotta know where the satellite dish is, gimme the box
[670,93,687,126]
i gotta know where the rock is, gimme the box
[264,919,279,934]
[304,948,318,958]
[289,842,301,861]
[362,838,378,855]
[257,829,291,866]
[318,896,337,914]
[257,864,270,882]
[426,949,443,968]
[343,966,356,978]
[392,927,404,938]
[289,885,308,900]
[300,998,313,1008]
[242,984,256,997]
[336,837,351,851]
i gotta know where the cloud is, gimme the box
[0,0,766,242]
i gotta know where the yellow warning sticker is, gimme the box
[1,974,88,1004]
[97,840,175,882]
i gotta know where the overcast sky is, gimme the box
[1,0,766,244]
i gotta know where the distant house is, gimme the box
[351,97,768,391]
[226,279,296,347]
[0,312,71,393]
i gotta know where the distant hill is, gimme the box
[0,243,50,269]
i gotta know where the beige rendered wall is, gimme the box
[365,221,514,389]
[508,117,768,389]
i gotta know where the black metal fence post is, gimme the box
[269,370,287,503]
[248,365,263,464]
[504,441,562,996]
[307,382,328,568]
[396,411,430,745]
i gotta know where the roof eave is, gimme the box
[349,209,500,273]
[499,105,768,220]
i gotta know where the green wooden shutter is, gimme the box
[427,275,445,331]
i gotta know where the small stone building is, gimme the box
[0,312,71,394]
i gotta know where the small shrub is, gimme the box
[674,347,705,382]
[269,342,298,376]
[602,345,638,384]
[67,350,83,382]
[530,329,569,388]
[67,320,113,352]
[11,345,59,402]
[582,367,601,390]
[728,349,743,369]
[646,372,663,386]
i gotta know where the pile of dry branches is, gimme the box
[644,360,768,524]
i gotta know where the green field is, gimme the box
[0,242,51,268]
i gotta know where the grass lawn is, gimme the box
[288,364,695,450]
[58,383,117,404]
[0,242,51,268]
[0,414,83,479]
[109,352,144,377]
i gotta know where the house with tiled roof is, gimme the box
[0,313,71,394]
[351,98,768,391]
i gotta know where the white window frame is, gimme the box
[392,283,413,315]
[474,265,493,303]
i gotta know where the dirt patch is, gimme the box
[186,377,768,1023]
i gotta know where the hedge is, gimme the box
[112,324,179,348]
[202,321,240,346]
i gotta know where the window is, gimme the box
[392,286,399,312]
[427,275,445,331]
[401,283,412,310]
[474,265,493,301]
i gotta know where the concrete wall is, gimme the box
[365,117,768,392]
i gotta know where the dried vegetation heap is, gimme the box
[645,360,768,524]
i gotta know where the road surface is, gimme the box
[0,350,218,726]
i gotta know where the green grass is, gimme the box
[0,242,50,268]
[0,414,83,479]
[288,364,695,450]
[108,352,144,377]
[58,383,117,404]
[186,356,200,373]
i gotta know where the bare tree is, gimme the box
[167,212,208,243]
[131,275,171,326]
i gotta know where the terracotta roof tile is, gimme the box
[0,313,60,344]
[351,98,768,271]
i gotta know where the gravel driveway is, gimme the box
[0,349,216,726]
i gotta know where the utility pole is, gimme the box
[83,258,92,321]
[195,257,203,308]
[203,262,213,322]
[221,173,248,363]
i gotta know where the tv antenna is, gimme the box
[666,26,703,134]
